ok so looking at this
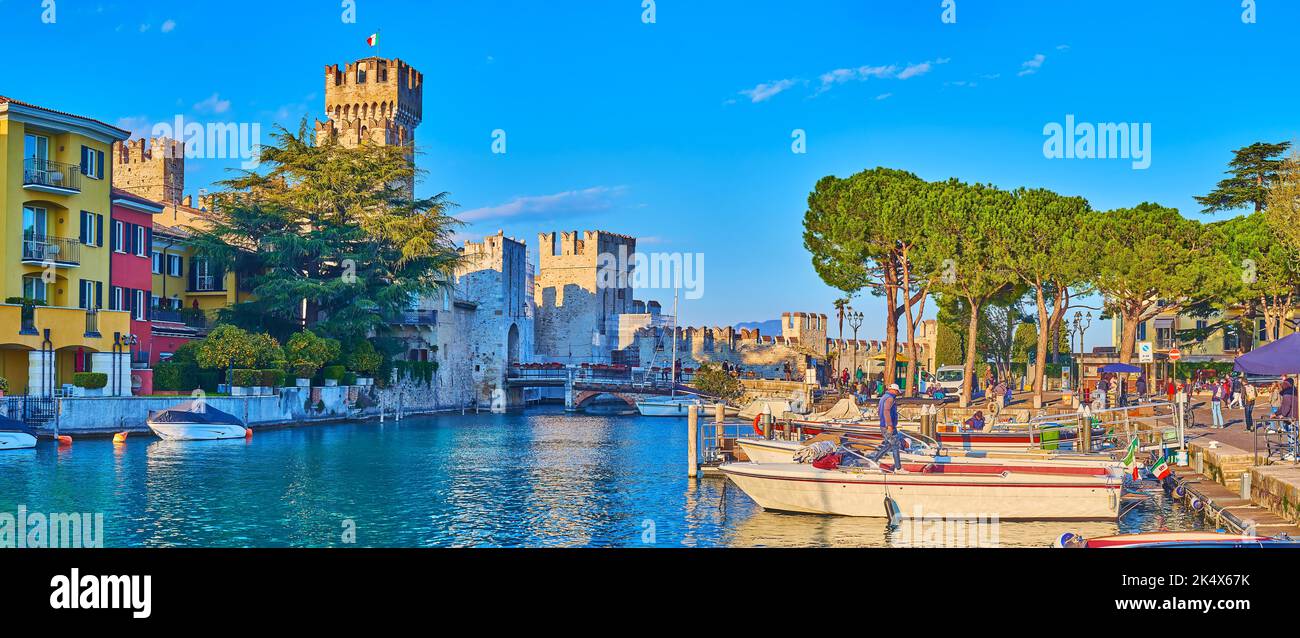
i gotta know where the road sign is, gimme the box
[1138,342,1154,363]
[1168,347,1182,362]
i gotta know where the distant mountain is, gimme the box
[733,319,781,335]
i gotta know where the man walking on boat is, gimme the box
[870,383,906,473]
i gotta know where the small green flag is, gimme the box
[1121,437,1139,467]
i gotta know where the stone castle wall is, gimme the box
[112,137,184,204]
[534,230,637,363]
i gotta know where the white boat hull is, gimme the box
[736,438,1123,477]
[721,462,1121,520]
[0,432,37,450]
[635,399,702,417]
[148,422,247,441]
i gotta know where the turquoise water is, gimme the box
[0,406,1203,547]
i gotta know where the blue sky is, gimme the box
[3,0,1296,349]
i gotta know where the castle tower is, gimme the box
[534,230,638,363]
[112,137,184,204]
[314,57,423,149]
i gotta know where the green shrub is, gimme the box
[228,368,261,387]
[0,377,9,393]
[342,372,358,386]
[170,341,202,367]
[322,365,346,382]
[5,296,47,306]
[394,360,437,383]
[260,369,287,388]
[73,372,108,389]
[285,330,340,379]
[154,362,198,391]
[197,370,220,393]
[198,325,284,370]
[344,339,383,376]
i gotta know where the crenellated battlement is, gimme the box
[317,56,422,149]
[111,137,185,204]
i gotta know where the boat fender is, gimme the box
[1172,483,1187,499]
[883,494,901,526]
[112,432,128,444]
[244,427,253,439]
[56,435,72,446]
[1190,498,1204,512]
[752,414,763,436]
[1052,532,1082,548]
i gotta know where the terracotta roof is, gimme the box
[111,188,165,212]
[0,95,131,138]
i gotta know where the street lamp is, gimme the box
[847,310,864,380]
[1071,311,1091,392]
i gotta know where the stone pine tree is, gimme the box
[1259,154,1300,337]
[189,122,464,345]
[804,168,929,386]
[927,179,1018,407]
[1086,203,1237,363]
[998,187,1095,406]
[1212,214,1297,351]
[1195,141,1293,213]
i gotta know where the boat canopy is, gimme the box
[739,399,793,420]
[147,401,244,426]
[808,398,867,421]
[0,416,36,435]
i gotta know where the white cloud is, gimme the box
[875,93,893,100]
[459,186,629,222]
[739,79,799,103]
[161,20,176,33]
[114,115,153,138]
[1056,44,1070,51]
[1018,53,1046,76]
[194,93,231,114]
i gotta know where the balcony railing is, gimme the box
[23,158,82,192]
[151,307,209,328]
[85,309,99,336]
[393,309,438,325]
[21,234,81,265]
[189,274,225,293]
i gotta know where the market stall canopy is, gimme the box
[1099,363,1142,374]
[1233,333,1300,375]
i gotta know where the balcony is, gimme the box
[392,309,438,325]
[22,158,82,194]
[21,234,81,267]
[151,307,209,329]
[188,274,226,293]
[84,309,100,337]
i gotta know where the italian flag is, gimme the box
[366,32,379,47]
[1152,454,1173,480]
[1121,437,1139,468]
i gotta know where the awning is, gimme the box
[1234,333,1300,375]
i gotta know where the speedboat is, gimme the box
[735,437,1124,477]
[635,396,704,417]
[147,401,248,441]
[0,416,37,450]
[1054,531,1300,548]
[720,456,1122,520]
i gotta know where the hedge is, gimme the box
[73,372,108,389]
[154,362,198,391]
[322,365,346,381]
[228,368,261,387]
[342,372,358,386]
[260,369,287,388]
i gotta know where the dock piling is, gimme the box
[688,405,699,479]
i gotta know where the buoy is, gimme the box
[244,427,253,439]
[112,432,128,444]
[57,435,72,446]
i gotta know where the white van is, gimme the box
[933,365,967,394]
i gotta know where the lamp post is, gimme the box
[1071,311,1091,395]
[847,310,864,380]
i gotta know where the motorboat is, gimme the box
[1054,531,1300,548]
[720,458,1122,520]
[635,396,705,417]
[769,417,1093,452]
[735,437,1124,477]
[147,401,248,441]
[0,416,37,450]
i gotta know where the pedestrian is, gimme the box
[855,366,865,385]
[1095,375,1109,410]
[1166,378,1177,404]
[1175,381,1190,428]
[1210,378,1225,428]
[1229,374,1244,409]
[1243,379,1257,432]
[1136,374,1148,403]
[1269,381,1282,417]
[841,368,850,390]
[1278,376,1297,423]
[964,410,986,431]
[869,383,906,473]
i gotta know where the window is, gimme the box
[23,206,47,238]
[80,146,105,179]
[135,226,146,257]
[1136,322,1147,341]
[1224,325,1241,351]
[22,275,47,302]
[167,254,183,277]
[25,134,49,162]
[110,286,124,311]
[112,221,125,252]
[152,251,163,274]
[134,290,146,320]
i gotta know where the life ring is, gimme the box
[753,414,764,436]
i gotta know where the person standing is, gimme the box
[1095,375,1109,410]
[1136,374,1148,403]
[1175,381,1190,429]
[1210,378,1225,428]
[1229,374,1244,409]
[1278,376,1297,423]
[1166,378,1177,404]
[870,384,906,473]
[1243,379,1257,432]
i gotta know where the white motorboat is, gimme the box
[736,437,1124,477]
[0,416,37,450]
[635,396,704,417]
[147,401,248,441]
[720,459,1121,520]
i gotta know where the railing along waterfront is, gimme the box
[1021,400,1183,455]
[23,158,82,191]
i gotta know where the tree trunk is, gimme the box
[882,266,900,386]
[1032,281,1048,404]
[960,298,982,407]
[1118,308,1141,365]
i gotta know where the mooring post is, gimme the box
[1240,470,1251,500]
[687,404,699,479]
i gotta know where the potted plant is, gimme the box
[285,330,340,387]
[322,365,346,387]
[345,340,383,387]
[229,369,260,396]
[72,372,108,397]
[0,376,8,397]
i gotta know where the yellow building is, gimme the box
[0,96,133,396]
[150,201,242,315]
[1111,305,1298,363]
